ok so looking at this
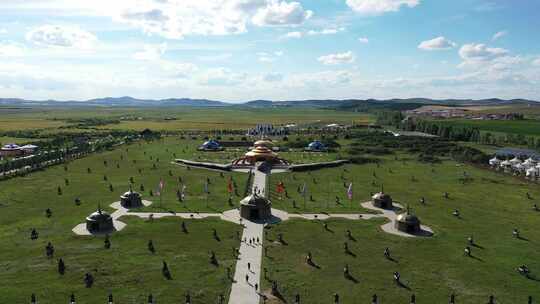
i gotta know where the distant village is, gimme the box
[405,107,525,120]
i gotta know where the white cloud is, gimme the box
[118,0,312,39]
[318,51,355,65]
[5,1,312,39]
[26,25,97,49]
[252,0,312,26]
[199,67,247,86]
[197,53,233,62]
[532,57,540,67]
[282,27,345,39]
[492,30,508,41]
[459,43,508,61]
[307,27,345,36]
[133,43,167,61]
[358,37,369,43]
[346,0,420,15]
[258,53,274,62]
[418,36,456,51]
[0,28,7,34]
[0,42,25,57]
[288,70,355,88]
[282,31,303,39]
[257,51,283,62]
[457,43,524,77]
[159,61,198,78]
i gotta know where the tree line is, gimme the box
[375,111,540,150]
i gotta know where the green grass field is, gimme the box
[0,107,371,133]
[437,118,540,137]
[0,137,246,303]
[263,156,540,303]
[1,133,539,303]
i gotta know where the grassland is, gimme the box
[1,127,540,303]
[0,107,371,133]
[0,137,245,303]
[435,118,540,137]
[263,155,540,303]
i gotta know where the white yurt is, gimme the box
[500,160,512,168]
[509,157,522,165]
[489,156,501,167]
[514,163,526,172]
[523,157,537,168]
[526,167,538,177]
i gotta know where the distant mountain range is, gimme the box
[0,96,538,108]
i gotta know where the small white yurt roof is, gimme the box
[501,160,512,166]
[489,157,501,164]
[509,157,521,164]
[20,144,38,149]
[524,157,537,164]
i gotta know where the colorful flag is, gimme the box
[204,180,209,194]
[181,184,186,201]
[347,182,353,200]
[276,181,285,194]
[227,178,233,194]
[156,178,164,196]
[301,182,307,197]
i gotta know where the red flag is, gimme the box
[276,181,285,194]
[227,178,233,193]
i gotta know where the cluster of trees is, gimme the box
[346,131,489,164]
[63,118,121,128]
[401,118,481,142]
[0,148,78,179]
[375,111,404,128]
[376,111,540,150]
[1,132,140,179]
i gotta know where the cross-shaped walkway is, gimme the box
[73,164,433,304]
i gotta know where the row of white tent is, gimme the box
[489,156,540,177]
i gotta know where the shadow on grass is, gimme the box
[468,254,484,262]
[386,256,399,263]
[345,250,357,258]
[397,281,411,291]
[517,236,530,242]
[307,260,321,269]
[472,243,485,249]
[345,273,359,284]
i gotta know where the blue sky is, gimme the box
[0,0,539,102]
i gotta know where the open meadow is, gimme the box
[0,107,371,133]
[264,154,540,303]
[1,110,539,303]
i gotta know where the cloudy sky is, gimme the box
[0,0,539,102]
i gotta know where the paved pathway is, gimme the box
[228,166,268,304]
[228,220,264,304]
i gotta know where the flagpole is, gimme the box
[205,178,209,208]
[159,178,163,209]
[351,179,353,210]
[326,178,329,209]
[303,182,306,210]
